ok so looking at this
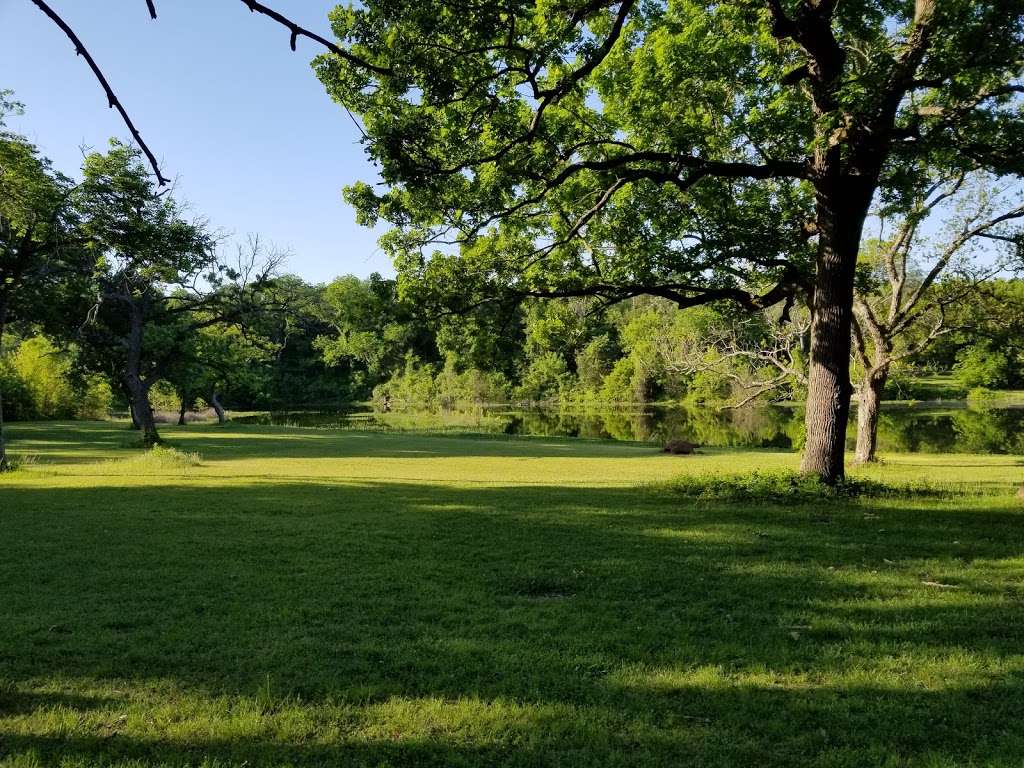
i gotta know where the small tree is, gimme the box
[851,174,1024,462]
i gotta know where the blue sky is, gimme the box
[0,0,389,282]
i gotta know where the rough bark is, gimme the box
[799,184,872,483]
[177,400,188,426]
[854,365,888,464]
[210,391,227,424]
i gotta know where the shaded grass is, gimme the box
[1,421,1023,767]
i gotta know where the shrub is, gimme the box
[11,336,75,418]
[76,376,114,419]
[954,346,1011,389]
[515,352,572,403]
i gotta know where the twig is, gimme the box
[235,0,392,75]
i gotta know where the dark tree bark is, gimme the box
[121,382,141,429]
[799,177,874,482]
[125,303,160,446]
[210,391,227,424]
[177,400,188,426]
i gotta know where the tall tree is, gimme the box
[0,92,79,470]
[75,142,277,446]
[311,0,1024,482]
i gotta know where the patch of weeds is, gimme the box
[661,470,901,504]
[659,470,988,503]
[1,453,40,473]
[117,444,202,472]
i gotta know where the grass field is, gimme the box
[2,421,1024,767]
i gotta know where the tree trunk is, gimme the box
[128,400,141,429]
[800,187,872,484]
[0,299,8,472]
[178,400,188,426]
[126,376,159,446]
[210,391,227,424]
[854,364,888,464]
[126,305,160,446]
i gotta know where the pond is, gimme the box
[233,402,1024,455]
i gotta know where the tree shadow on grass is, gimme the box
[2,480,1023,766]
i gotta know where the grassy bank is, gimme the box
[2,422,1023,767]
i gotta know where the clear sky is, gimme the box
[0,0,389,283]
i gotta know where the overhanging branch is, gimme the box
[30,0,169,185]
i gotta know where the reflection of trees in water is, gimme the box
[494,404,1024,454]
[952,407,1024,454]
[873,406,1024,455]
[245,403,1024,454]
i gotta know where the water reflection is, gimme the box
[234,402,1024,454]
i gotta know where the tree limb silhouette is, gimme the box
[29,0,169,185]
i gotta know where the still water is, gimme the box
[233,402,1024,454]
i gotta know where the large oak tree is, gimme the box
[311,0,1024,482]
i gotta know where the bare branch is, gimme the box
[30,0,169,185]
[235,0,393,75]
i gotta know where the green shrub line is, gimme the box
[656,469,1001,503]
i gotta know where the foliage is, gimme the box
[515,352,572,403]
[0,334,111,421]
[955,345,1013,389]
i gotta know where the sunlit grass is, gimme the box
[2,421,1023,766]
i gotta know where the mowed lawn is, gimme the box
[2,422,1024,767]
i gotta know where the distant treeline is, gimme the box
[5,274,1022,421]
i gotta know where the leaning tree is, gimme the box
[303,0,1024,482]
[851,173,1024,462]
[75,142,279,446]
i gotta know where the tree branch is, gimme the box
[30,0,169,185]
[234,0,393,75]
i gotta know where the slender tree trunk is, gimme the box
[128,400,140,429]
[0,299,9,472]
[125,375,159,446]
[121,382,141,429]
[854,364,888,464]
[126,304,160,446]
[210,391,227,424]
[800,186,872,483]
[178,400,188,426]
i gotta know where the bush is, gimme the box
[148,380,181,411]
[76,376,113,419]
[600,357,638,403]
[0,358,34,421]
[515,353,572,403]
[1,335,113,421]
[954,346,1011,389]
[11,336,75,418]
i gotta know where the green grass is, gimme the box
[2,421,1024,767]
